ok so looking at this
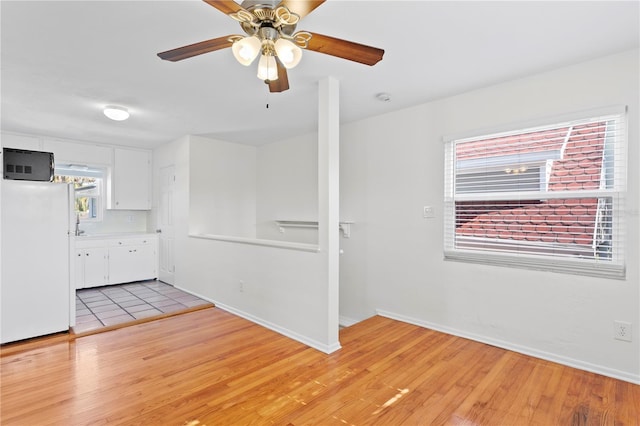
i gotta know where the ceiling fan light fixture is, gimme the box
[232,36,261,65]
[257,54,278,81]
[274,38,302,69]
[103,105,130,121]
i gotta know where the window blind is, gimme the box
[444,112,626,279]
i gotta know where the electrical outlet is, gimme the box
[239,280,244,293]
[614,320,632,342]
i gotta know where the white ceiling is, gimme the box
[1,1,638,149]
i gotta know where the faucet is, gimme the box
[74,214,84,236]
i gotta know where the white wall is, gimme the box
[189,136,257,238]
[339,49,640,383]
[256,132,318,243]
[165,134,317,242]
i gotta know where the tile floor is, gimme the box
[74,280,212,334]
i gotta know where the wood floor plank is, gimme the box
[386,339,506,425]
[2,308,638,425]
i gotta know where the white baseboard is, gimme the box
[173,285,341,354]
[339,315,359,327]
[376,309,640,385]
[215,301,342,354]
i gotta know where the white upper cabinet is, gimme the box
[110,148,151,210]
[43,138,112,166]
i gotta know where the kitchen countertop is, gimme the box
[73,232,158,241]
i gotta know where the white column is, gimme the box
[318,76,341,352]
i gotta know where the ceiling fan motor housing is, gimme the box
[240,0,279,8]
[239,3,298,38]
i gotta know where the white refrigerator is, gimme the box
[1,179,74,344]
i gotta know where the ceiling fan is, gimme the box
[157,0,384,93]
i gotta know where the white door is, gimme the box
[158,165,175,285]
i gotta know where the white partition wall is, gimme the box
[153,80,342,353]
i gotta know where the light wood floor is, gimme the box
[1,308,638,425]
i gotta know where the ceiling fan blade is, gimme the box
[279,0,325,19]
[158,36,234,62]
[202,0,244,15]
[305,32,384,66]
[269,58,289,93]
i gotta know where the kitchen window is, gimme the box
[54,164,105,221]
[443,110,627,279]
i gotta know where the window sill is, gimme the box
[444,250,626,280]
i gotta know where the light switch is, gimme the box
[423,206,435,218]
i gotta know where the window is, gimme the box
[444,111,626,278]
[54,164,105,221]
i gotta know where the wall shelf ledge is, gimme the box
[275,220,354,238]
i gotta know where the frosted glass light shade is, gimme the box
[103,106,129,121]
[231,36,261,66]
[274,38,302,69]
[257,54,278,81]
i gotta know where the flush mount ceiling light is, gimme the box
[103,105,130,121]
[157,0,384,93]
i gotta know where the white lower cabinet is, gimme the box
[107,238,157,285]
[74,234,158,288]
[75,247,108,289]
